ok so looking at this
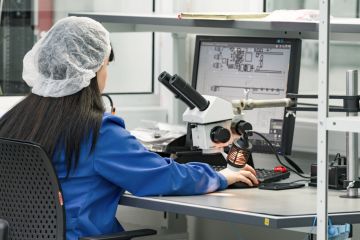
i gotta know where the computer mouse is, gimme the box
[228,181,258,189]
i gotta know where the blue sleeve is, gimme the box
[93,115,228,197]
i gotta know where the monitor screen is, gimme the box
[192,36,301,155]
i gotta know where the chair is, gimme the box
[0,137,156,240]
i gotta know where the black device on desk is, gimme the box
[309,164,347,190]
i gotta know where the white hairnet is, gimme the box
[23,16,111,97]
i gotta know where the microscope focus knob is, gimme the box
[210,127,231,143]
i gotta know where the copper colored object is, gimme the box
[227,141,250,168]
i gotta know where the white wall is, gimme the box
[0,0,166,129]
[53,0,155,96]
[93,0,154,94]
[0,97,24,117]
[53,0,93,20]
[51,0,166,128]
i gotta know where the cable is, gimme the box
[330,152,346,166]
[101,93,116,115]
[283,154,304,174]
[248,130,315,179]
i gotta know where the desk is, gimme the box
[119,154,359,231]
[120,187,360,230]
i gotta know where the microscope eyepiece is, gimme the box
[169,74,209,111]
[158,71,195,109]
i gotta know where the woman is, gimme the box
[0,17,258,240]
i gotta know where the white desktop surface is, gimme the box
[124,187,358,216]
[120,186,360,228]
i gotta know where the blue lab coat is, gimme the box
[52,114,228,240]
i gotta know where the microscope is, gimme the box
[158,71,233,153]
[158,71,266,171]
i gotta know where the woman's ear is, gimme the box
[96,61,109,93]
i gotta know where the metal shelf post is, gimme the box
[317,0,330,239]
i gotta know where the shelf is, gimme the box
[70,12,360,40]
[70,10,355,240]
[326,116,360,132]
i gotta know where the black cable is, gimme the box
[330,153,340,167]
[263,0,266,12]
[101,93,116,114]
[330,152,347,166]
[248,130,315,179]
[283,155,304,174]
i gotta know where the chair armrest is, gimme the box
[0,219,9,240]
[80,229,157,240]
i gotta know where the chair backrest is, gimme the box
[0,138,65,240]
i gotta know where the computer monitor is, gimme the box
[192,36,301,155]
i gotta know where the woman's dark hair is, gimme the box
[0,48,115,176]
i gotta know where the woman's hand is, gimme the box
[219,164,259,186]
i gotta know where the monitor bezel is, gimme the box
[191,35,302,155]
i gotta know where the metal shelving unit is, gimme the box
[326,116,360,132]
[72,4,359,238]
[71,12,360,40]
[317,1,330,239]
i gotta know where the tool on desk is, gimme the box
[309,153,347,190]
[130,121,186,153]
[226,120,253,170]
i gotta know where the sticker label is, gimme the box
[264,218,270,226]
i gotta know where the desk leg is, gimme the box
[117,206,189,239]
[160,212,187,232]
[159,212,188,239]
